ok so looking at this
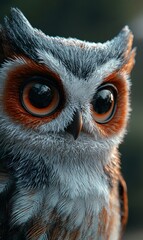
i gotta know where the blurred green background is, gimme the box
[0,0,143,238]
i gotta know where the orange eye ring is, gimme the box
[91,84,118,124]
[20,77,60,117]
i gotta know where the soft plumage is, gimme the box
[0,8,135,240]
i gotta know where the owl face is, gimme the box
[0,9,135,192]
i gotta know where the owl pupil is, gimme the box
[29,83,53,108]
[92,89,113,114]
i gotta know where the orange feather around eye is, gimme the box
[95,73,130,137]
[2,57,65,128]
[0,8,135,240]
[22,81,60,117]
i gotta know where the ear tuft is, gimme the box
[4,7,34,39]
[107,26,135,74]
[8,7,33,30]
[0,8,31,65]
[0,25,14,65]
[2,8,42,60]
[119,26,134,59]
[117,26,136,74]
[113,26,134,58]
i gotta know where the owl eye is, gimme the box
[91,84,117,123]
[20,77,60,117]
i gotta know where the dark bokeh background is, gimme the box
[0,0,143,238]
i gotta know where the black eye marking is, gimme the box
[20,76,61,117]
[91,84,118,124]
[28,83,54,109]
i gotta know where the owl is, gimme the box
[0,8,135,240]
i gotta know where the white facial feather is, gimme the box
[0,56,124,238]
[0,8,135,240]
[0,29,133,240]
[0,56,127,197]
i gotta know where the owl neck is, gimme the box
[1,144,119,196]
[0,146,121,239]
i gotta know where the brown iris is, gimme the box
[20,77,60,117]
[91,84,117,123]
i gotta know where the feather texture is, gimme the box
[0,8,135,240]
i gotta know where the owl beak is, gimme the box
[66,110,83,140]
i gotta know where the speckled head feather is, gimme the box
[0,8,135,240]
[1,8,134,78]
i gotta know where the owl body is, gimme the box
[0,9,135,240]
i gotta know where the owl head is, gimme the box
[0,9,135,190]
